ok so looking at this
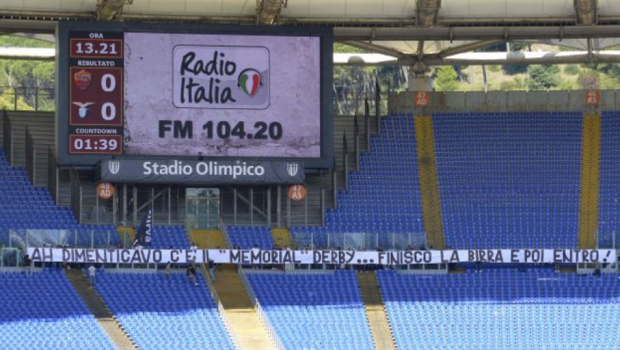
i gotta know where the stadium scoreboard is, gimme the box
[57,22,333,168]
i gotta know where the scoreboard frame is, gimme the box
[56,21,334,169]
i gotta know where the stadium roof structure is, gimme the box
[2,0,620,67]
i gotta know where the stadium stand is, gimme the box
[292,114,425,250]
[95,271,235,350]
[149,225,191,249]
[0,269,116,350]
[433,112,582,249]
[247,270,375,350]
[227,225,274,249]
[599,111,620,247]
[378,268,620,350]
[0,148,118,248]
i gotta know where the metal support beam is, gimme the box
[233,188,237,225]
[230,188,267,218]
[167,187,171,225]
[277,186,281,227]
[286,193,291,228]
[339,40,405,58]
[334,25,620,41]
[434,40,505,59]
[150,187,155,224]
[133,186,137,226]
[267,187,272,227]
[122,184,127,227]
[250,188,254,225]
[135,188,166,214]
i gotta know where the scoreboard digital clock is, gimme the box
[65,30,124,156]
[57,22,333,169]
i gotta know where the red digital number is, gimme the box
[69,135,122,155]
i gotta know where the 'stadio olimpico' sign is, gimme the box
[100,159,304,184]
[27,248,617,266]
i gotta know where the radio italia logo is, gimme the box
[173,46,270,109]
[238,69,262,97]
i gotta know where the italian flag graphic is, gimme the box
[238,69,261,96]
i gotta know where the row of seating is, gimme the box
[227,226,274,250]
[433,112,583,249]
[247,271,375,350]
[378,268,620,350]
[94,271,235,350]
[0,270,116,350]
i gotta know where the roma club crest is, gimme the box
[73,69,92,91]
[237,69,262,97]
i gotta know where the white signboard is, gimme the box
[27,248,617,266]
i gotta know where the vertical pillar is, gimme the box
[233,188,237,225]
[267,187,272,227]
[250,188,254,225]
[168,187,172,225]
[133,186,138,227]
[277,186,281,227]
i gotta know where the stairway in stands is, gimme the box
[65,269,136,350]
[357,272,397,350]
[191,229,228,249]
[213,270,273,350]
[192,228,274,349]
[578,114,601,249]
[271,228,292,248]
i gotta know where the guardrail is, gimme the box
[239,269,286,350]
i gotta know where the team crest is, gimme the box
[73,69,92,91]
[287,163,299,177]
[108,161,120,175]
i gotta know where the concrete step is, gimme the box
[357,272,397,350]
[271,228,292,248]
[65,269,137,350]
[192,229,228,249]
[213,270,274,349]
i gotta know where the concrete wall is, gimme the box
[388,90,620,115]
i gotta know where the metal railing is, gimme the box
[239,269,286,350]
[291,230,428,250]
[4,228,120,249]
[0,86,55,112]
[47,146,59,204]
[0,247,22,267]
[598,231,619,250]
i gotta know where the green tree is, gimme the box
[577,70,600,90]
[527,65,560,90]
[434,66,460,91]
[563,65,579,75]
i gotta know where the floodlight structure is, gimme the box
[257,0,286,25]
[96,0,131,21]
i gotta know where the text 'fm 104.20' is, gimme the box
[158,120,283,140]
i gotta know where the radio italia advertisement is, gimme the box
[123,33,321,158]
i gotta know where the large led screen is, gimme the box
[56,22,333,168]
[124,33,321,158]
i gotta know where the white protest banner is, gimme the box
[27,248,617,265]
